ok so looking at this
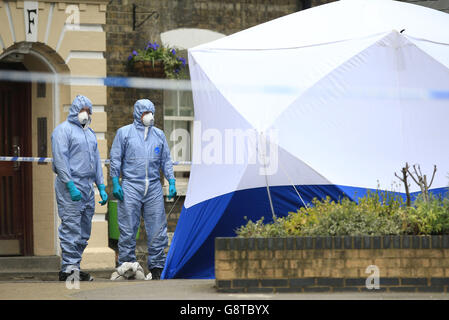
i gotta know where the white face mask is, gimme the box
[142,112,154,127]
[78,111,89,125]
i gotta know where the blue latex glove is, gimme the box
[168,179,177,200]
[66,181,81,201]
[112,177,124,201]
[98,184,108,206]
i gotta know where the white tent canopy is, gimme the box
[187,0,449,207]
[164,0,449,279]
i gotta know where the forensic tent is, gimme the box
[162,0,449,279]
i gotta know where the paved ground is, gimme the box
[1,279,449,300]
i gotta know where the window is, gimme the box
[164,86,194,163]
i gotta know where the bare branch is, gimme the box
[399,163,412,207]
[413,164,424,184]
[428,165,437,188]
[395,172,405,182]
[413,164,419,177]
[407,167,420,185]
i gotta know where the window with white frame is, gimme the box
[164,87,194,163]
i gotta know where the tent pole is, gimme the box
[264,176,277,220]
[259,131,277,220]
[278,158,309,208]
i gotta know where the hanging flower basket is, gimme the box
[127,42,187,79]
[133,60,166,78]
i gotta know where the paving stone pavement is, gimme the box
[1,279,449,300]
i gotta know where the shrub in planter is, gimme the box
[284,191,407,236]
[235,216,289,238]
[235,189,449,237]
[406,193,449,234]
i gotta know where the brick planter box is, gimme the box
[215,236,449,293]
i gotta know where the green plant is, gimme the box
[405,193,449,234]
[235,188,449,237]
[235,216,289,238]
[127,42,187,79]
[283,192,406,236]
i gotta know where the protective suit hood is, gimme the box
[68,95,93,126]
[133,99,155,129]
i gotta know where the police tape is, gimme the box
[0,156,191,166]
[1,70,449,99]
[0,70,192,91]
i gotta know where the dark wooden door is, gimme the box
[0,81,33,256]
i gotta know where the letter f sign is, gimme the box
[24,1,38,42]
[27,9,37,34]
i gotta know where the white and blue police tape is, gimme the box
[0,70,448,99]
[0,156,53,163]
[0,70,191,91]
[0,156,191,166]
